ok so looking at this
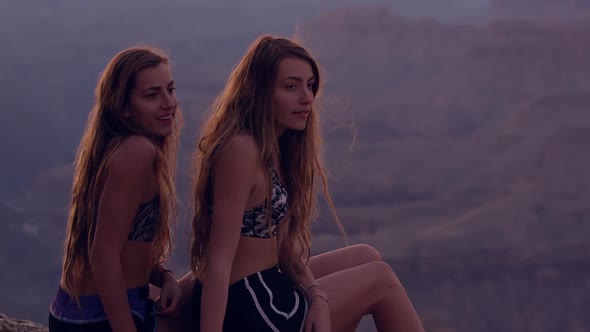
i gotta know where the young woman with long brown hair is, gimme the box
[186,35,425,332]
[48,46,184,332]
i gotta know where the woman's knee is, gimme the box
[351,243,382,263]
[366,261,401,289]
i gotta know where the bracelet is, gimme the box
[300,281,323,296]
[159,269,173,286]
[299,281,326,302]
[305,281,324,293]
[313,300,330,308]
[310,293,330,306]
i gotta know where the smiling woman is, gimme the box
[47,46,184,332]
[125,63,178,138]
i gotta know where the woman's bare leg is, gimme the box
[307,244,385,329]
[158,245,421,331]
[308,244,382,278]
[318,261,424,332]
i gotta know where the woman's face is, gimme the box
[125,63,177,138]
[272,57,315,135]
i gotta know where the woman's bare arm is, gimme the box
[90,136,156,332]
[200,135,259,332]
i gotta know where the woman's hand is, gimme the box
[156,271,183,317]
[303,294,331,332]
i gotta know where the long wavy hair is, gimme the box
[60,46,182,299]
[190,35,342,278]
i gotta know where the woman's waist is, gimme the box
[230,240,280,284]
[230,258,280,284]
[50,285,151,321]
[64,279,152,297]
[60,266,152,297]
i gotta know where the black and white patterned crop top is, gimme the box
[241,167,288,238]
[127,194,159,242]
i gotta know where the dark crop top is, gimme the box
[128,194,159,242]
[240,167,288,238]
[210,167,288,238]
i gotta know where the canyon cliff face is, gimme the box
[303,9,590,331]
[303,8,590,256]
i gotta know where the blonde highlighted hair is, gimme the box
[61,46,182,299]
[190,35,342,278]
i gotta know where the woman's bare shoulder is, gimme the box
[218,134,260,165]
[105,135,157,183]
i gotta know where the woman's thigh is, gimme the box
[317,261,401,332]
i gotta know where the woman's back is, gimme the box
[206,134,286,284]
[66,135,160,295]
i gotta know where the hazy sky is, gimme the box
[1,0,491,23]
